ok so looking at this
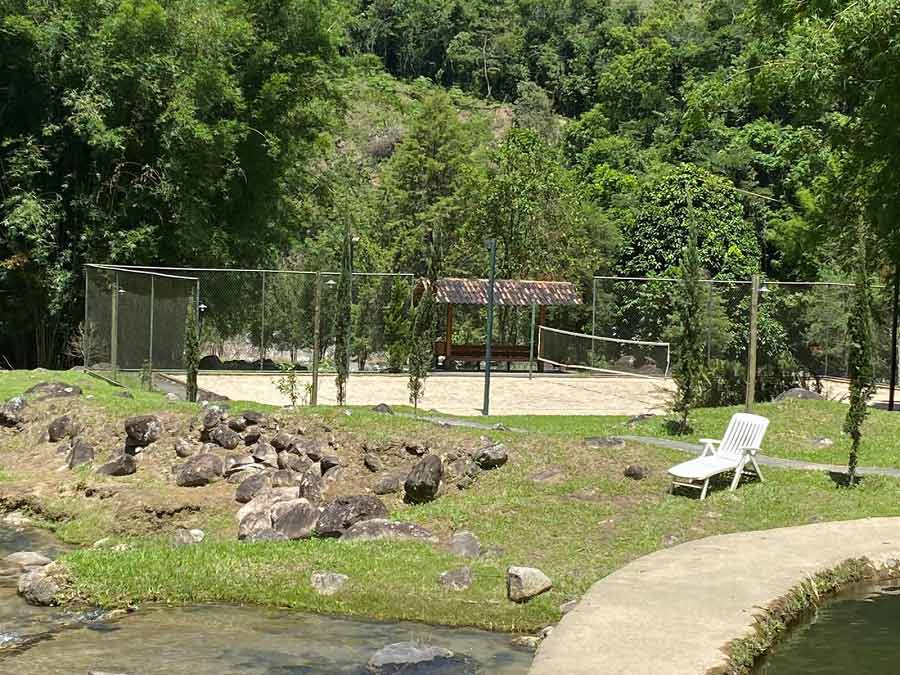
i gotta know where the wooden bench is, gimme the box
[434,341,542,371]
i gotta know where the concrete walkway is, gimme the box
[530,517,900,675]
[623,435,900,478]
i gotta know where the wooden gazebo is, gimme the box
[432,277,583,370]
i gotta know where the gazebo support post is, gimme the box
[445,303,454,369]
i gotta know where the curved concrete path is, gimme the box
[530,517,900,675]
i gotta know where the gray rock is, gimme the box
[448,531,481,559]
[175,453,224,487]
[316,495,388,537]
[529,466,565,483]
[17,563,62,606]
[271,469,299,488]
[47,415,76,442]
[473,443,508,470]
[236,473,272,503]
[559,599,578,615]
[252,442,279,468]
[228,417,248,432]
[241,410,265,426]
[270,432,293,452]
[368,642,455,672]
[322,465,344,484]
[775,388,824,401]
[210,425,241,451]
[0,396,27,427]
[320,455,341,473]
[24,381,81,400]
[3,552,52,569]
[244,528,288,542]
[202,409,221,430]
[293,438,328,462]
[224,453,255,475]
[507,566,552,603]
[67,439,95,469]
[226,465,263,484]
[626,413,655,427]
[623,464,648,480]
[585,436,626,449]
[439,566,472,591]
[404,455,443,504]
[297,467,323,501]
[238,510,273,540]
[404,442,427,457]
[115,390,134,399]
[311,571,349,596]
[811,436,834,449]
[455,476,475,490]
[278,451,312,473]
[271,498,320,540]
[373,475,401,495]
[372,403,394,415]
[124,415,162,448]
[165,392,179,402]
[96,454,137,477]
[363,453,382,473]
[243,430,262,446]
[341,519,437,543]
[173,528,205,546]
[174,438,195,458]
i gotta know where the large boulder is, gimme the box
[209,425,241,451]
[67,439,95,469]
[270,432,294,452]
[24,381,81,400]
[241,410,266,426]
[316,495,388,538]
[198,354,223,370]
[175,453,224,487]
[775,387,824,402]
[341,519,437,544]
[271,498,320,540]
[278,451,311,473]
[47,415,77,443]
[0,396,27,427]
[404,455,443,504]
[236,487,298,524]
[473,443,508,470]
[291,437,328,461]
[4,552,52,569]
[252,442,279,468]
[296,467,323,502]
[235,473,272,504]
[96,454,137,477]
[17,562,64,606]
[224,453,255,475]
[124,415,162,450]
[507,566,552,603]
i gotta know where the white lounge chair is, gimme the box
[668,413,769,500]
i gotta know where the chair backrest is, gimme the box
[717,413,770,459]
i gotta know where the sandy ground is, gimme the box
[182,372,677,417]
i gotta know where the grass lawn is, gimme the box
[3,370,900,632]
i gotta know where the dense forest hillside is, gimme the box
[1,0,897,369]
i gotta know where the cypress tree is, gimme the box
[334,225,353,405]
[184,296,200,403]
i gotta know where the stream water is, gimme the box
[754,582,900,674]
[0,526,533,674]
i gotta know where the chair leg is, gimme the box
[750,457,765,482]
[700,479,710,500]
[729,460,748,491]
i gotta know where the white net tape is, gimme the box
[538,326,671,378]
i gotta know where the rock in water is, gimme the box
[507,566,552,603]
[271,499,320,540]
[404,455,443,504]
[316,495,388,537]
[67,439,95,469]
[367,642,456,673]
[124,415,162,449]
[3,552,51,569]
[473,443,508,469]
[96,454,138,477]
[448,531,481,559]
[341,519,437,543]
[17,562,63,606]
[311,571,349,596]
[47,415,76,442]
[175,453,224,487]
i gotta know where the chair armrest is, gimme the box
[740,446,759,456]
[699,439,720,457]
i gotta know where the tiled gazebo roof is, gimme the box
[433,278,582,306]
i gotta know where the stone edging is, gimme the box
[715,557,900,674]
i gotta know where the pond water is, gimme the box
[754,582,900,674]
[0,525,533,674]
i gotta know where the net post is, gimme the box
[111,270,119,381]
[84,267,90,369]
[528,304,536,380]
[745,274,760,412]
[591,277,597,338]
[311,272,321,406]
[148,275,155,388]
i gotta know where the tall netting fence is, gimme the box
[87,266,415,374]
[84,265,199,373]
[590,276,893,404]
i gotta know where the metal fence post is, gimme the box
[260,271,266,370]
[311,272,321,406]
[745,274,760,411]
[591,277,597,337]
[148,275,155,386]
[84,268,90,369]
[111,270,119,380]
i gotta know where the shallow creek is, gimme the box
[0,526,533,674]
